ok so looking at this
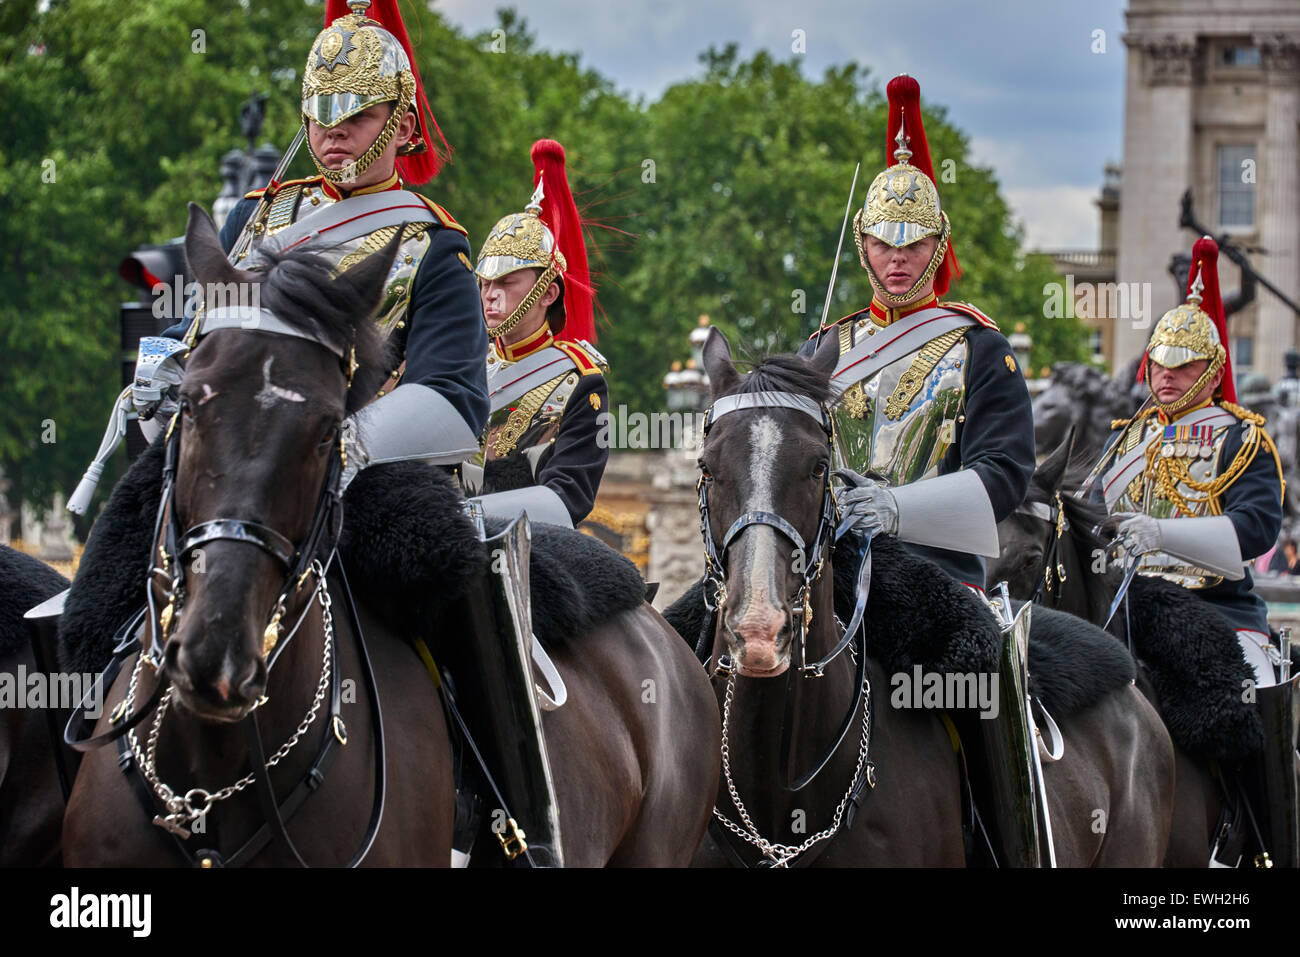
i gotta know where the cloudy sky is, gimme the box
[436,0,1129,252]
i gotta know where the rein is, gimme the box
[1018,491,1069,604]
[65,307,388,867]
[697,388,877,866]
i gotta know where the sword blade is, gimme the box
[1103,554,1140,630]
[815,162,861,345]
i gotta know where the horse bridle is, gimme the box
[697,391,841,675]
[65,307,389,868]
[1018,491,1069,602]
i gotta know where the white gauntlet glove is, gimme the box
[835,469,899,537]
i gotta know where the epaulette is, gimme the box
[1219,400,1267,427]
[807,307,870,340]
[941,300,1000,330]
[555,339,608,376]
[415,196,469,237]
[243,175,323,201]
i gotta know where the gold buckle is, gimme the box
[496,818,528,860]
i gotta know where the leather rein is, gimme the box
[64,311,388,868]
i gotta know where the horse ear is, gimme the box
[806,329,840,380]
[337,232,403,317]
[184,202,249,290]
[702,326,741,398]
[1038,428,1073,494]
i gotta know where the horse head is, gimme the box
[697,327,840,678]
[159,203,397,721]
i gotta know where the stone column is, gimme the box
[1255,34,1300,382]
[1116,34,1198,370]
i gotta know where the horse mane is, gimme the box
[252,247,394,410]
[718,353,833,404]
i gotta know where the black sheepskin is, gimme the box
[0,544,70,657]
[1019,604,1134,718]
[1123,575,1263,761]
[59,441,166,675]
[59,452,646,677]
[662,536,1135,718]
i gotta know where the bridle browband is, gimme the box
[65,305,388,868]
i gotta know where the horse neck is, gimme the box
[719,568,857,830]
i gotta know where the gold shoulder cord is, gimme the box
[883,326,968,420]
[1145,405,1286,514]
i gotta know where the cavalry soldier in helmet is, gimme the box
[801,75,1039,865]
[462,139,610,527]
[104,0,489,477]
[1094,236,1296,866]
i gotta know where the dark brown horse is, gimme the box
[0,545,71,866]
[989,435,1220,867]
[62,205,718,867]
[690,330,1172,867]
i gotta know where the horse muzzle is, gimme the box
[723,600,793,678]
[166,628,268,722]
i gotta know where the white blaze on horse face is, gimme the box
[731,414,789,672]
[253,356,306,410]
[198,383,220,406]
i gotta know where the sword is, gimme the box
[226,124,306,265]
[814,162,861,348]
[1103,551,1141,631]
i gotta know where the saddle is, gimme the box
[58,442,645,678]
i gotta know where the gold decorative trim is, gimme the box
[883,327,969,420]
[492,374,566,456]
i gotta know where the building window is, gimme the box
[1220,45,1261,68]
[1088,328,1103,361]
[1218,145,1256,229]
[1234,336,1254,371]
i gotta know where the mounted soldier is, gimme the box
[462,139,611,527]
[1093,235,1297,866]
[800,74,1042,865]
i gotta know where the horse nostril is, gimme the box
[235,658,267,703]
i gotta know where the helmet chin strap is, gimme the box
[1149,351,1226,417]
[484,263,561,338]
[305,90,409,186]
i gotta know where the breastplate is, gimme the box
[234,183,433,341]
[473,346,584,478]
[830,323,970,486]
[1111,413,1235,589]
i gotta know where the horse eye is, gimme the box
[179,396,194,419]
[319,422,341,447]
[698,460,713,482]
[812,461,828,479]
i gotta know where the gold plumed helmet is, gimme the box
[301,1,420,185]
[1142,238,1231,415]
[854,75,960,307]
[475,182,567,339]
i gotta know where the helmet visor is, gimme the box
[302,91,392,129]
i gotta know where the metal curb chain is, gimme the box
[712,668,872,868]
[127,567,335,835]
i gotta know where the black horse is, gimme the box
[0,545,70,866]
[674,329,1172,867]
[61,205,719,867]
[989,435,1266,866]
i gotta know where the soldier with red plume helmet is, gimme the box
[1093,236,1294,867]
[802,75,1040,866]
[463,138,610,528]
